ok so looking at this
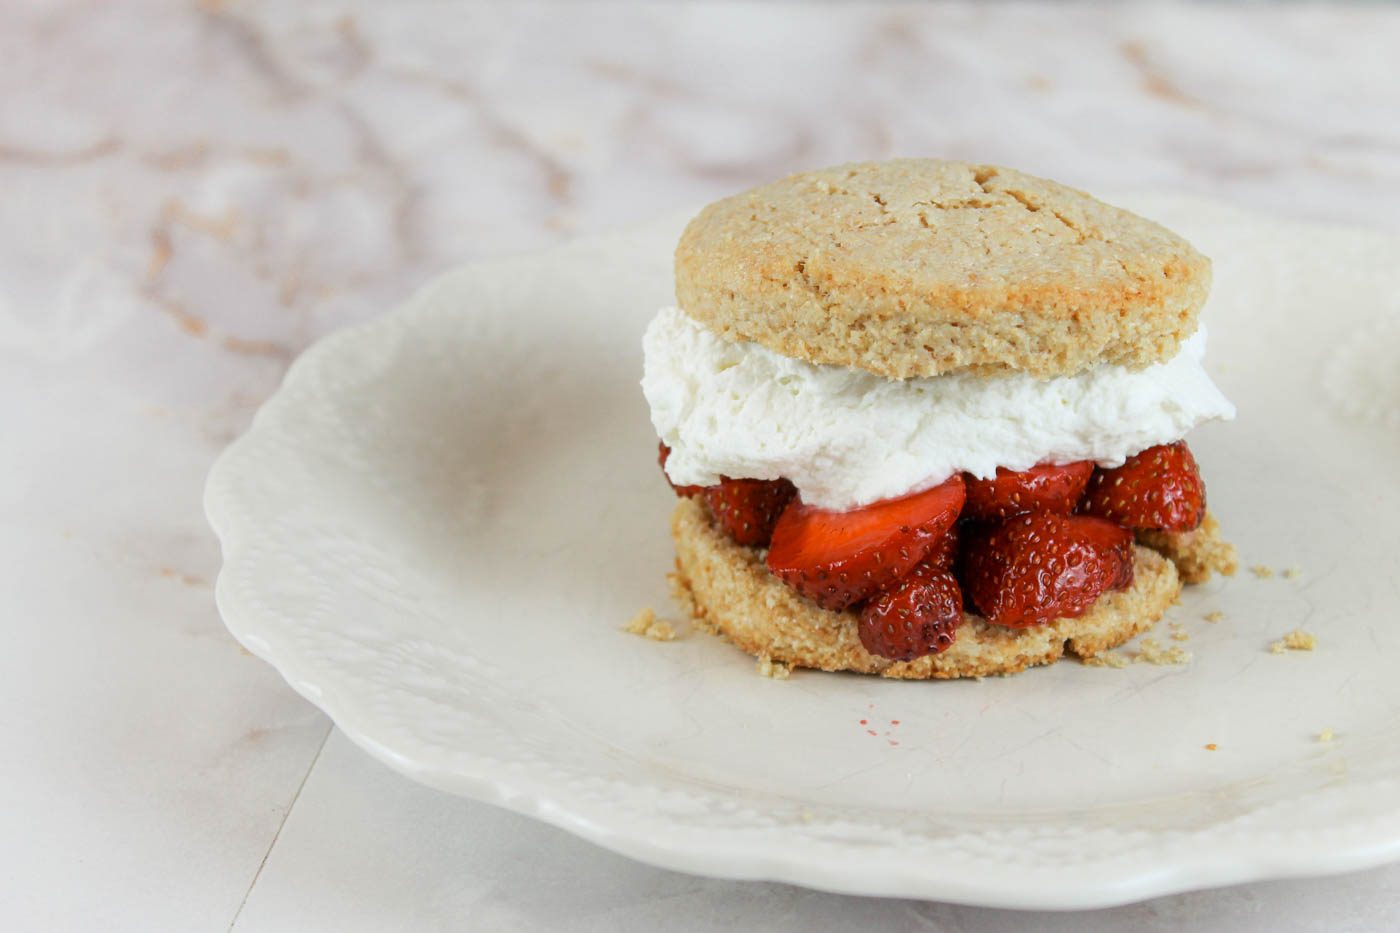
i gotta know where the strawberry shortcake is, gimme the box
[644,159,1237,678]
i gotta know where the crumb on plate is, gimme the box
[623,607,677,641]
[1203,610,1225,623]
[756,655,792,679]
[1318,727,1335,743]
[1249,565,1275,579]
[1133,637,1191,666]
[1270,629,1317,654]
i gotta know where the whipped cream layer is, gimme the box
[643,306,1236,511]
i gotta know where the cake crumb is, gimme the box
[1203,610,1225,623]
[1318,727,1335,743]
[1282,566,1302,580]
[623,607,676,641]
[1270,629,1317,654]
[756,656,791,679]
[1132,637,1192,666]
[1085,652,1129,669]
[1168,622,1190,642]
[1249,565,1275,579]
[623,607,654,634]
[799,810,814,823]
[1204,743,1218,751]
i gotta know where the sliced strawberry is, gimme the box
[766,476,966,611]
[963,461,1094,521]
[961,512,1134,628]
[926,521,960,571]
[704,477,797,547]
[858,561,963,661]
[1081,441,1205,532]
[657,442,706,497]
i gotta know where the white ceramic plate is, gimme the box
[206,197,1400,909]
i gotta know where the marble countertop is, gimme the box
[4,2,1399,930]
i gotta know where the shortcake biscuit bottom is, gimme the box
[1138,512,1237,584]
[669,497,1185,680]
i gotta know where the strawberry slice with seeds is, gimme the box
[926,521,960,571]
[657,442,706,497]
[704,477,797,547]
[858,561,963,661]
[961,512,1134,627]
[1081,441,1205,532]
[963,461,1094,522]
[766,476,966,611]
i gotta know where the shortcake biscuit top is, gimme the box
[674,159,1210,380]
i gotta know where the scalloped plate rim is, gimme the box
[204,200,1400,909]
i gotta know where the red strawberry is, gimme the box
[657,442,706,497]
[926,521,960,571]
[963,461,1094,521]
[858,561,963,661]
[1081,442,1205,532]
[704,477,797,547]
[961,512,1134,628]
[766,476,966,611]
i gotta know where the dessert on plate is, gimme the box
[642,159,1237,679]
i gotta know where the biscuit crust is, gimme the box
[1138,512,1238,584]
[675,159,1210,380]
[670,498,1184,679]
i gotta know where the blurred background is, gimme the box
[7,2,1398,423]
[3,2,1399,930]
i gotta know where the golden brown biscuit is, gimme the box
[675,159,1210,380]
[1138,512,1238,584]
[670,498,1183,679]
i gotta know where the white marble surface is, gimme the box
[3,1,1399,930]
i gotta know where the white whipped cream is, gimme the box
[642,306,1236,510]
